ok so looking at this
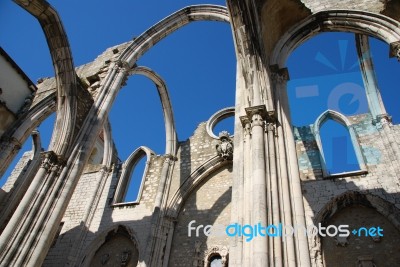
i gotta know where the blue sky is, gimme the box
[1,1,399,192]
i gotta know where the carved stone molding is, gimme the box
[389,41,400,61]
[240,115,251,137]
[40,151,64,172]
[216,131,233,160]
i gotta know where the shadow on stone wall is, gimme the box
[303,180,400,267]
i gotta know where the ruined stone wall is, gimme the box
[168,165,232,267]
[0,151,32,210]
[43,151,165,266]
[294,112,400,266]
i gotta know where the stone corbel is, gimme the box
[269,65,290,84]
[0,136,22,151]
[389,41,400,61]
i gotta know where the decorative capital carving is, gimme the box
[240,116,251,136]
[265,122,276,134]
[372,113,392,128]
[389,41,400,61]
[216,131,233,160]
[245,105,267,121]
[40,151,64,172]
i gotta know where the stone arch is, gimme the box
[101,119,113,169]
[80,224,141,267]
[14,0,79,158]
[315,190,400,229]
[270,10,400,132]
[313,109,367,177]
[0,93,56,179]
[271,10,400,67]
[206,107,235,139]
[119,5,229,69]
[204,245,229,267]
[74,4,231,179]
[166,156,230,219]
[129,66,177,156]
[312,190,400,267]
[113,146,155,204]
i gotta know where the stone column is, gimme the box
[273,66,312,266]
[240,116,252,266]
[0,151,63,266]
[265,119,283,267]
[0,131,41,232]
[245,105,268,267]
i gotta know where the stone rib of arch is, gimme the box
[271,10,400,66]
[14,0,78,157]
[166,155,230,219]
[119,5,230,69]
[129,66,177,156]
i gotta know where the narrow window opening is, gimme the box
[320,119,360,174]
[209,254,222,267]
[123,156,147,203]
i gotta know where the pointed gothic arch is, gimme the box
[113,146,155,205]
[313,110,367,178]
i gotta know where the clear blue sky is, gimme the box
[1,1,399,189]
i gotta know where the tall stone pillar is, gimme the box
[0,151,64,266]
[272,66,312,266]
[245,105,269,267]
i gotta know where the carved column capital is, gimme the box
[245,105,266,129]
[389,41,400,61]
[240,115,251,136]
[40,151,65,172]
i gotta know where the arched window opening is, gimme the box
[313,110,367,178]
[113,147,153,205]
[124,156,146,203]
[209,254,222,267]
[320,119,360,174]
